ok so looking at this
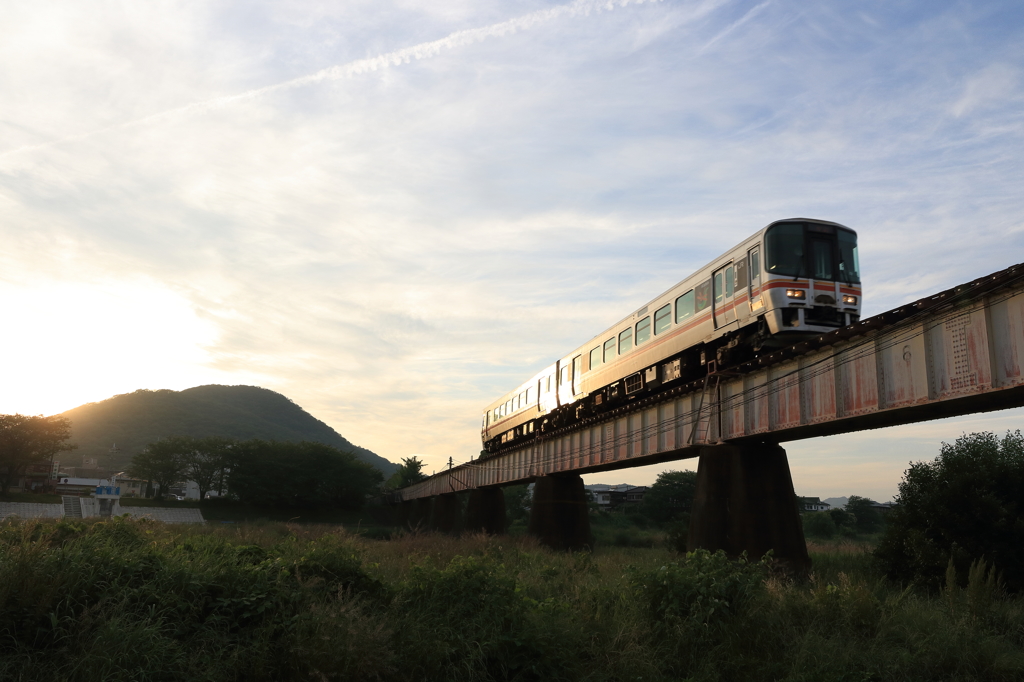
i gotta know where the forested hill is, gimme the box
[59,385,397,475]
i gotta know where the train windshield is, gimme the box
[765,222,859,284]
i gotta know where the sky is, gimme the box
[2,0,1023,503]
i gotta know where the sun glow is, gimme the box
[0,278,221,416]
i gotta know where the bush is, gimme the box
[802,511,837,539]
[629,549,767,627]
[875,431,1024,591]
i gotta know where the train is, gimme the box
[480,218,862,455]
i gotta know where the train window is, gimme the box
[636,316,651,345]
[603,337,616,363]
[695,280,711,311]
[749,248,760,282]
[714,272,724,305]
[572,356,581,385]
[811,239,833,280]
[526,387,532,404]
[654,304,672,335]
[725,267,734,298]
[619,327,632,354]
[837,229,860,284]
[520,392,526,407]
[590,346,601,370]
[765,222,805,277]
[505,400,511,415]
[735,259,747,290]
[675,290,695,322]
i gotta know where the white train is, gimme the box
[481,218,862,454]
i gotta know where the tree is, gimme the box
[228,440,383,509]
[828,507,855,530]
[0,414,76,494]
[129,437,190,500]
[180,436,235,501]
[844,495,883,534]
[640,470,698,523]
[875,431,1024,592]
[504,483,532,523]
[385,456,427,491]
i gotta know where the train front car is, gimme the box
[760,219,861,339]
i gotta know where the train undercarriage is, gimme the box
[482,316,776,456]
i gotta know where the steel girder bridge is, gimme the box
[392,262,1024,570]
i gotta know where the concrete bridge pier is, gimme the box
[432,493,462,533]
[465,487,506,535]
[528,474,594,551]
[687,443,810,576]
[409,497,434,531]
[396,500,413,528]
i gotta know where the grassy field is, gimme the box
[1,516,1022,682]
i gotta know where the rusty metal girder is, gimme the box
[397,263,1024,501]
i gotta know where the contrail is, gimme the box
[696,0,771,54]
[1,0,685,161]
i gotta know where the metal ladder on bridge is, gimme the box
[689,361,738,445]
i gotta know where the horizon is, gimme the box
[3,1,1023,504]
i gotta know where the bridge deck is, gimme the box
[398,263,1024,501]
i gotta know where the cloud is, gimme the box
[1,0,682,162]
[1,0,1023,485]
[951,64,1018,118]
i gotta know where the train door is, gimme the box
[713,263,736,328]
[748,246,763,312]
[571,355,581,396]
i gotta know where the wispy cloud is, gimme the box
[1,0,677,161]
[696,0,771,54]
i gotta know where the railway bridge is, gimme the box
[393,262,1024,572]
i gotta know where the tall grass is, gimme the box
[1,517,1022,681]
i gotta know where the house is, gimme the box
[798,496,832,512]
[624,486,648,504]
[586,484,648,510]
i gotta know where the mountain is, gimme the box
[59,385,397,475]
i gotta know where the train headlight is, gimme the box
[785,289,806,300]
[842,294,858,306]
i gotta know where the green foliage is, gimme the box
[503,483,531,523]
[127,436,189,500]
[629,549,768,627]
[875,431,1024,592]
[385,456,427,491]
[844,495,883,533]
[180,436,234,500]
[3,520,1024,681]
[0,414,76,494]
[829,506,856,529]
[640,469,697,523]
[803,511,837,539]
[0,518,380,681]
[228,439,383,510]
